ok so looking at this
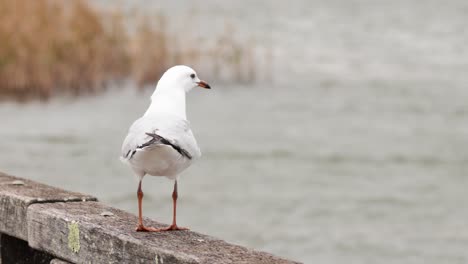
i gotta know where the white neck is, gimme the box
[144,88,186,119]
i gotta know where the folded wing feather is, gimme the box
[121,113,201,162]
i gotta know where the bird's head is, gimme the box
[158,65,211,93]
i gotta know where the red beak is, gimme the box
[197,81,211,89]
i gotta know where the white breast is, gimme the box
[129,144,192,179]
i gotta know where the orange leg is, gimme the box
[160,180,188,231]
[135,180,161,232]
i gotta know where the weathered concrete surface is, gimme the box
[1,171,299,264]
[0,172,96,240]
[28,202,298,264]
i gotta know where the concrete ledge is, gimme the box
[0,172,96,240]
[0,172,299,263]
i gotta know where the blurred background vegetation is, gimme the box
[0,0,256,100]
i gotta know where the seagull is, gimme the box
[120,65,210,232]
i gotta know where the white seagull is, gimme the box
[121,65,210,232]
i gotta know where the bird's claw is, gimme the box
[135,224,188,232]
[135,225,161,232]
[160,224,189,231]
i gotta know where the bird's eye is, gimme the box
[190,73,195,79]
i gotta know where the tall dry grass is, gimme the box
[0,0,257,101]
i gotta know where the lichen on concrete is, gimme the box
[67,221,80,253]
[155,255,164,264]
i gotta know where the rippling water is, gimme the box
[1,1,468,263]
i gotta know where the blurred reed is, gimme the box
[0,0,258,101]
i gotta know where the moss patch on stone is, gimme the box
[68,221,80,253]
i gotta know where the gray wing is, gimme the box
[121,114,201,162]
